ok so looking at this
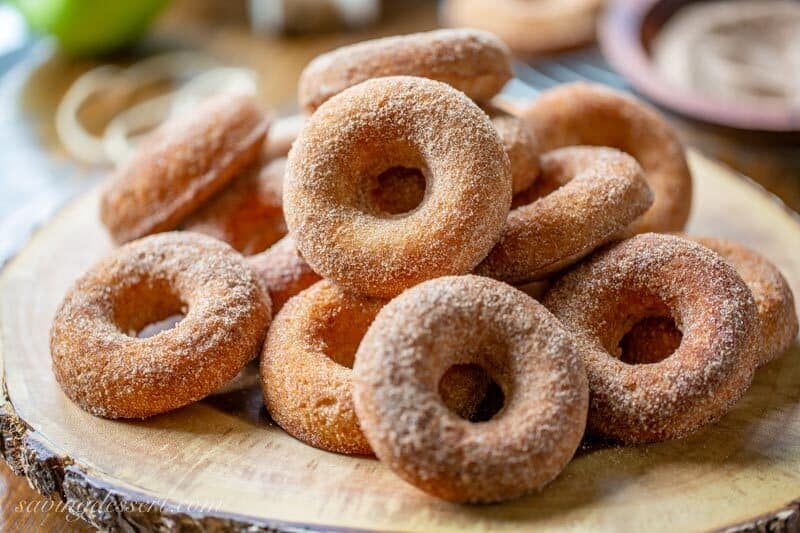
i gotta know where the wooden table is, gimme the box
[1,1,798,529]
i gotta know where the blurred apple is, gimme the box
[12,0,168,56]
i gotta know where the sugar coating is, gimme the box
[183,157,287,255]
[690,235,798,367]
[298,28,512,113]
[50,232,272,419]
[247,235,322,314]
[284,76,512,299]
[520,82,693,235]
[353,275,589,503]
[475,146,653,283]
[543,233,759,444]
[100,93,269,244]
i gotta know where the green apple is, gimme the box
[13,0,168,56]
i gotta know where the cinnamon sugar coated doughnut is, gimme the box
[247,235,321,314]
[182,157,287,255]
[475,146,653,284]
[544,233,758,443]
[262,280,384,455]
[690,236,798,367]
[520,83,692,234]
[285,76,512,298]
[50,232,271,419]
[298,29,512,113]
[443,0,604,55]
[100,93,269,244]
[353,275,588,503]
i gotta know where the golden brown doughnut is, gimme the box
[247,235,321,314]
[182,157,287,255]
[261,280,384,455]
[442,0,604,56]
[285,76,512,298]
[50,232,271,419]
[690,236,798,367]
[262,280,498,454]
[298,29,512,113]
[474,146,652,284]
[543,233,758,444]
[519,83,692,234]
[353,275,588,503]
[100,93,269,244]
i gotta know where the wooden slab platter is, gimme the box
[1,151,799,531]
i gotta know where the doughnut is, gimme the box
[474,146,653,284]
[50,232,271,419]
[247,235,321,314]
[262,280,498,454]
[263,114,304,161]
[518,83,693,234]
[352,275,588,503]
[298,29,512,114]
[285,76,512,298]
[182,157,287,255]
[487,107,541,194]
[442,0,603,56]
[261,280,384,455]
[543,233,758,443]
[690,236,798,367]
[100,93,269,244]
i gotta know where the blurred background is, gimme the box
[0,0,798,529]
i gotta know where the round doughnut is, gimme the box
[690,236,798,367]
[487,107,541,194]
[247,235,321,314]
[262,280,498,454]
[474,146,653,284]
[182,157,287,255]
[442,0,603,56]
[285,76,512,298]
[518,82,693,235]
[353,275,588,503]
[50,232,272,419]
[543,233,758,444]
[298,29,512,114]
[261,280,384,455]
[100,93,269,244]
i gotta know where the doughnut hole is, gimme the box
[112,276,187,338]
[352,140,429,218]
[440,364,505,422]
[596,293,684,365]
[368,166,427,215]
[510,146,600,209]
[619,316,683,365]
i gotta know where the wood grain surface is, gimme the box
[0,152,798,531]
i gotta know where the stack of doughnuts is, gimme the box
[50,29,797,505]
